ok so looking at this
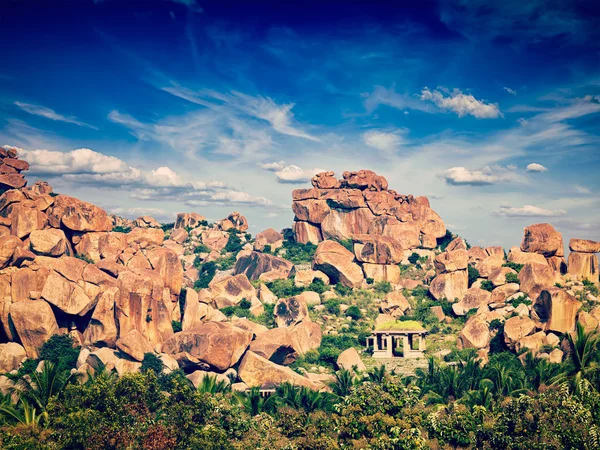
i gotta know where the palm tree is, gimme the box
[367,365,386,384]
[10,361,78,413]
[328,369,356,397]
[197,375,231,395]
[0,395,47,427]
[238,387,278,416]
[553,323,600,392]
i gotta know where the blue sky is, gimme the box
[1,0,599,248]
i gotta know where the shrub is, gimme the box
[346,305,362,320]
[408,252,421,265]
[467,265,480,287]
[324,299,341,315]
[172,321,182,332]
[437,230,454,251]
[39,334,80,371]
[239,298,252,309]
[365,277,374,285]
[510,294,532,308]
[262,244,272,254]
[194,244,211,253]
[194,261,217,289]
[307,278,328,294]
[334,283,352,296]
[215,254,236,270]
[503,261,524,273]
[266,278,303,298]
[505,272,520,284]
[253,303,275,328]
[112,225,131,233]
[276,241,317,264]
[75,254,94,264]
[583,279,599,296]
[224,231,243,253]
[141,353,164,375]
[337,238,354,252]
[374,281,392,294]
[161,222,175,232]
[480,280,494,292]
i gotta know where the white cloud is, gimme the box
[259,160,324,184]
[363,85,433,114]
[442,166,518,186]
[526,162,548,172]
[494,204,567,217]
[361,130,405,154]
[503,87,517,95]
[420,87,503,118]
[574,185,592,195]
[14,102,97,129]
[110,207,169,219]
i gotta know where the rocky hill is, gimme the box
[0,153,598,396]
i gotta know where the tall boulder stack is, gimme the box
[291,170,446,249]
[0,147,29,193]
[568,239,599,283]
[520,223,566,274]
[430,249,469,301]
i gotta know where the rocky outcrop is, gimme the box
[0,148,28,192]
[569,239,600,254]
[161,322,252,372]
[238,351,320,389]
[249,322,321,365]
[452,288,492,316]
[518,262,557,299]
[206,274,257,309]
[533,287,581,333]
[175,212,206,230]
[254,228,284,252]
[352,234,403,265]
[9,299,58,359]
[503,316,535,349]
[292,170,445,250]
[216,212,248,232]
[234,251,295,282]
[274,295,310,328]
[520,223,564,257]
[458,316,490,349]
[568,252,598,282]
[313,240,364,287]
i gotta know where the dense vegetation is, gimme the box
[0,326,599,449]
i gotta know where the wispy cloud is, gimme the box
[14,102,97,129]
[361,129,406,154]
[574,185,592,195]
[442,166,519,186]
[420,87,503,118]
[503,87,517,95]
[494,204,567,217]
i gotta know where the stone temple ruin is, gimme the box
[366,321,427,359]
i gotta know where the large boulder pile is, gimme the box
[0,147,29,193]
[292,170,446,249]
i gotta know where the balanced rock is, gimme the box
[569,238,600,254]
[161,322,252,371]
[311,171,340,189]
[313,240,364,288]
[217,212,248,232]
[520,223,564,257]
[175,212,206,229]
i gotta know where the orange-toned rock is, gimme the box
[507,246,548,265]
[175,212,206,229]
[569,239,600,254]
[337,347,366,371]
[217,212,248,232]
[488,267,517,287]
[515,331,546,354]
[504,316,535,349]
[368,216,421,249]
[116,270,174,345]
[48,195,112,232]
[10,266,50,304]
[41,271,96,315]
[274,295,310,328]
[533,287,582,333]
[321,208,375,241]
[452,287,492,316]
[9,300,58,359]
[547,256,567,274]
[293,221,322,244]
[568,252,598,282]
[362,263,401,284]
[292,200,330,224]
[520,223,564,257]
[249,322,321,365]
[133,216,161,229]
[293,268,329,288]
[10,205,47,239]
[352,234,403,265]
[434,249,468,274]
[253,228,284,252]
[146,247,183,299]
[209,274,256,309]
[170,228,188,245]
[83,286,118,347]
[234,251,295,282]
[459,316,490,349]
[0,235,22,268]
[429,270,468,302]
[380,290,411,317]
[125,227,164,248]
[363,190,400,216]
[98,232,128,261]
[161,322,252,371]
[200,229,229,252]
[0,342,27,373]
[446,237,467,251]
[313,240,364,288]
[238,351,320,389]
[116,329,155,362]
[342,170,388,191]
[518,262,557,299]
[29,229,70,257]
[311,171,340,189]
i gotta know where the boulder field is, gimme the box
[0,161,599,390]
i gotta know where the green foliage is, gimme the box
[75,254,94,264]
[334,283,352,296]
[252,303,275,328]
[374,281,392,294]
[468,264,480,287]
[510,294,532,308]
[337,238,354,252]
[480,280,494,292]
[503,261,524,273]
[276,240,317,264]
[194,244,211,253]
[261,244,272,254]
[324,298,341,315]
[38,334,80,372]
[437,230,455,251]
[317,334,359,366]
[583,279,599,296]
[161,222,175,231]
[194,261,217,289]
[224,230,243,253]
[408,252,421,265]
[239,298,252,309]
[140,353,164,375]
[505,272,520,284]
[172,321,182,333]
[365,277,374,285]
[345,305,362,320]
[111,225,131,233]
[266,278,303,298]
[306,277,328,294]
